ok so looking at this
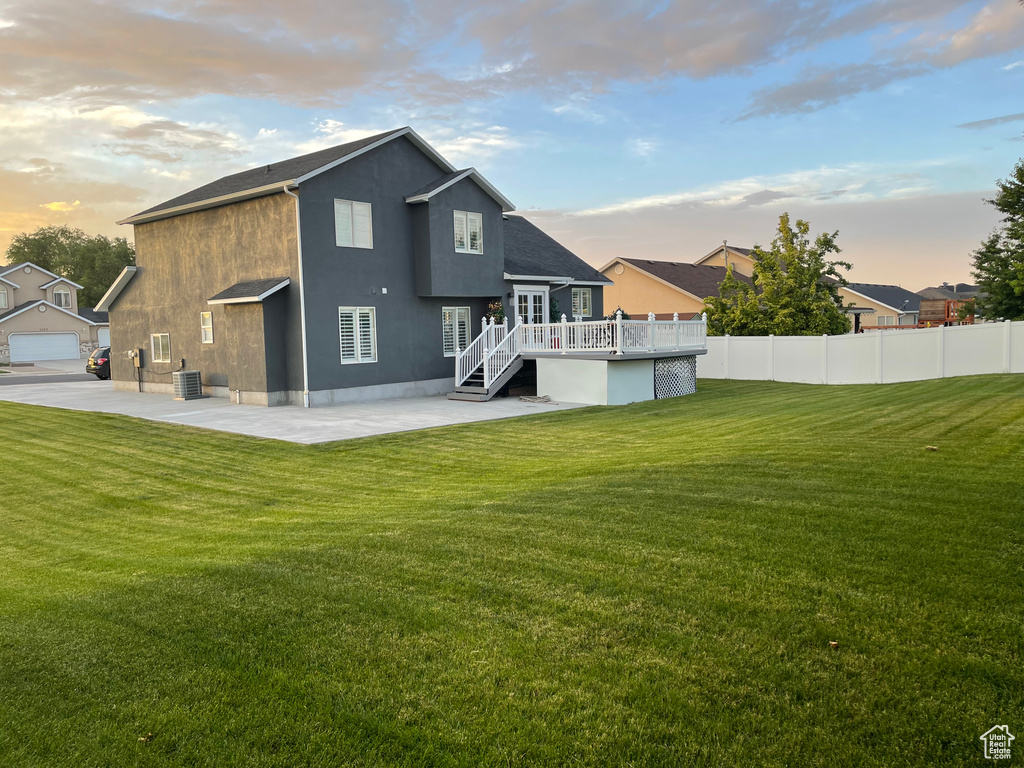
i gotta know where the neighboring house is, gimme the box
[691,243,757,275]
[600,257,751,319]
[0,262,109,362]
[838,283,921,329]
[917,283,983,301]
[99,127,610,406]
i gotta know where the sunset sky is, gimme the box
[1,0,1022,289]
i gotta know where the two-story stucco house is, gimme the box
[0,262,109,363]
[98,127,611,406]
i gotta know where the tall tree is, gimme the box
[5,226,136,308]
[971,158,1024,320]
[704,213,852,336]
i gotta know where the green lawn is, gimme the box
[1,377,1022,767]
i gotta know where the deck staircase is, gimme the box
[448,312,708,402]
[447,356,524,401]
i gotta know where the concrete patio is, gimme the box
[0,378,588,444]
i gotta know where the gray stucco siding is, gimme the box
[416,178,505,297]
[550,284,604,321]
[296,136,501,393]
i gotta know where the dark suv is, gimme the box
[86,347,111,380]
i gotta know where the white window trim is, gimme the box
[338,306,377,364]
[52,285,72,308]
[572,287,592,318]
[442,306,471,357]
[513,285,550,324]
[334,199,373,249]
[454,210,483,254]
[150,333,171,363]
[200,311,214,344]
[0,285,7,309]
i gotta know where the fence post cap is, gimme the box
[648,312,656,321]
[561,313,567,323]
[673,312,679,321]
[616,309,623,318]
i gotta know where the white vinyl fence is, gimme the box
[698,320,1024,385]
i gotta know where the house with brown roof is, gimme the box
[599,251,752,320]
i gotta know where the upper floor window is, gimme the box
[0,285,7,309]
[335,199,373,249]
[53,286,71,308]
[571,288,592,318]
[454,211,483,254]
[876,315,895,327]
[339,307,376,364]
[150,333,171,363]
[200,311,214,344]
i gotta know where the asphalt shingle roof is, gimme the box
[502,216,610,283]
[133,128,407,218]
[620,258,752,299]
[846,283,922,313]
[78,309,109,324]
[406,170,469,199]
[208,278,290,303]
[0,301,39,322]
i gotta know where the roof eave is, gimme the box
[207,278,290,305]
[117,182,298,226]
[39,276,85,290]
[94,265,138,312]
[504,273,611,285]
[0,300,97,325]
[405,167,515,212]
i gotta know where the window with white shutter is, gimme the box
[572,288,592,318]
[442,307,471,356]
[335,199,373,249]
[454,211,483,254]
[339,307,377,364]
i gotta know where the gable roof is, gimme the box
[1,261,65,284]
[0,299,97,325]
[404,168,514,212]
[39,276,85,290]
[502,216,610,284]
[94,265,137,312]
[208,277,291,305]
[694,244,754,265]
[613,258,752,301]
[118,127,458,226]
[844,283,921,313]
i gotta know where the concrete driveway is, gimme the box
[0,380,588,444]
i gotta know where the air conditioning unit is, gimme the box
[172,370,205,400]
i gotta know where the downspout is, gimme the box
[283,185,310,408]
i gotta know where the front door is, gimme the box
[515,290,547,324]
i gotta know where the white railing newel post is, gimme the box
[615,309,623,355]
[560,313,568,354]
[648,312,656,352]
[673,312,679,350]
[483,347,490,387]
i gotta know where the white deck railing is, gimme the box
[456,312,707,389]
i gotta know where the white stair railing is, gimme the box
[457,311,708,388]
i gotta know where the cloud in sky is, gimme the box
[0,0,1019,286]
[957,112,1024,130]
[743,1,1024,118]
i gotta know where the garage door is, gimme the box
[9,333,80,363]
[98,327,111,346]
